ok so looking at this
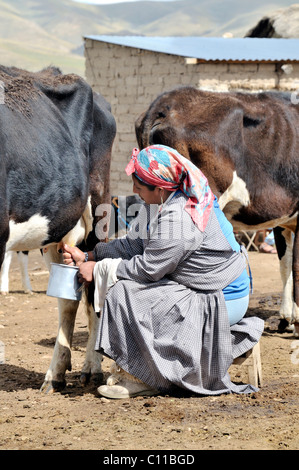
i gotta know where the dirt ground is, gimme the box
[0,249,298,451]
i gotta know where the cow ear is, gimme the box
[135,111,147,148]
[243,115,262,128]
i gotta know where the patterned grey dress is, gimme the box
[94,192,264,395]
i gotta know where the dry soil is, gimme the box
[0,249,298,451]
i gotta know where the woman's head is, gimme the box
[126,144,214,231]
[126,145,185,191]
[132,174,173,205]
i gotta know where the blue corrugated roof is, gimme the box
[85,35,299,62]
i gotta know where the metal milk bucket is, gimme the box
[46,263,82,301]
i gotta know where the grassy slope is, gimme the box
[0,0,82,74]
[0,0,295,76]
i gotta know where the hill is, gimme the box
[0,0,296,77]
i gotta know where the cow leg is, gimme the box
[80,299,103,386]
[40,245,79,393]
[43,300,78,392]
[18,251,32,293]
[0,251,32,294]
[0,182,9,271]
[41,297,79,393]
[0,251,13,294]
[275,228,294,332]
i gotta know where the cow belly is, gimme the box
[219,171,297,232]
[7,214,50,251]
[6,198,93,252]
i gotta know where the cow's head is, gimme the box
[136,87,264,200]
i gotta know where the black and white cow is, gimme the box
[135,86,299,336]
[0,65,116,392]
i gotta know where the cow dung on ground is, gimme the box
[0,249,298,450]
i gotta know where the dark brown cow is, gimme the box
[135,86,299,336]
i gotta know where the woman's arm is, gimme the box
[117,205,203,283]
[93,204,148,261]
[63,205,148,268]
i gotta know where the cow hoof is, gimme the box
[40,379,66,394]
[286,324,295,332]
[80,372,91,386]
[294,323,299,337]
[278,318,290,333]
[24,290,33,295]
[92,372,104,386]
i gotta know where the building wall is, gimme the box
[85,38,299,195]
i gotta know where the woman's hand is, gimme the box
[78,261,96,286]
[63,244,96,286]
[63,244,85,266]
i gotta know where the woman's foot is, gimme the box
[97,380,159,399]
[97,362,159,399]
[259,242,277,254]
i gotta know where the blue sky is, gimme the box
[72,0,177,4]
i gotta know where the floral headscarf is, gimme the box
[125,144,214,232]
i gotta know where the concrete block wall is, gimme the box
[199,62,299,92]
[85,38,299,196]
[85,39,200,195]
